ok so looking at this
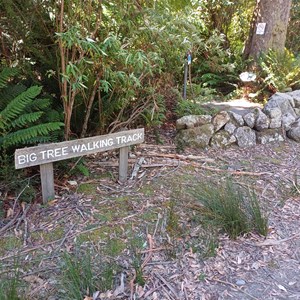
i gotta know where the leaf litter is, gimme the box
[0,131,300,299]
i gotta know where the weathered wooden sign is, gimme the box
[15,128,144,203]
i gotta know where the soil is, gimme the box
[1,126,300,300]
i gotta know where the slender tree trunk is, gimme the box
[244,0,292,59]
[80,79,100,138]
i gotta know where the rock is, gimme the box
[254,108,269,131]
[176,115,212,130]
[243,112,255,128]
[287,119,300,142]
[256,128,285,144]
[269,117,282,129]
[264,107,282,129]
[287,90,300,107]
[263,92,296,118]
[293,97,300,108]
[210,130,236,148]
[282,113,296,130]
[212,111,230,131]
[235,279,246,286]
[265,107,282,119]
[224,122,236,135]
[234,126,256,148]
[294,108,300,117]
[176,124,215,148]
[228,111,244,127]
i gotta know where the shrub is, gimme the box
[258,49,300,93]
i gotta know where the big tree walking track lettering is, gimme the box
[15,128,144,203]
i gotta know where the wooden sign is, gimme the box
[15,128,144,203]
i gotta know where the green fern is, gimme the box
[0,67,64,149]
[0,68,18,89]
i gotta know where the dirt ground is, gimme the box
[1,129,300,300]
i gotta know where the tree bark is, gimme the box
[244,0,292,59]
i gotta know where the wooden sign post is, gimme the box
[15,128,144,203]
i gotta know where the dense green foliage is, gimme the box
[0,0,298,141]
[0,68,64,149]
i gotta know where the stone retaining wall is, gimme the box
[176,91,300,148]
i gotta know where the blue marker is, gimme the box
[187,53,192,65]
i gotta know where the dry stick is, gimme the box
[141,234,154,269]
[0,212,20,235]
[252,232,300,247]
[209,278,260,300]
[143,152,214,163]
[53,223,76,254]
[130,157,145,180]
[154,272,178,299]
[0,222,106,262]
[143,284,164,298]
[193,164,271,176]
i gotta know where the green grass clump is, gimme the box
[192,178,268,239]
[60,251,119,299]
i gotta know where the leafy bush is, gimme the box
[192,178,268,239]
[258,49,300,92]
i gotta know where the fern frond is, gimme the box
[0,86,42,124]
[0,68,19,90]
[0,84,27,110]
[2,122,64,147]
[11,112,44,128]
[28,98,51,111]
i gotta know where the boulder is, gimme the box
[234,126,256,148]
[210,130,236,148]
[269,117,282,129]
[293,97,300,108]
[228,111,244,127]
[294,108,300,117]
[265,107,282,129]
[282,113,296,130]
[176,115,212,130]
[256,128,285,144]
[287,119,300,142]
[243,112,255,128]
[176,124,215,148]
[254,108,269,131]
[263,92,296,118]
[287,90,300,108]
[212,111,230,131]
[224,122,236,135]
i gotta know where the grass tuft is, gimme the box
[60,251,119,299]
[192,178,268,239]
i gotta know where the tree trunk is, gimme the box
[244,0,292,59]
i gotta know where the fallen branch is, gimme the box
[0,212,20,235]
[154,272,178,299]
[208,277,260,300]
[194,164,271,176]
[143,152,214,163]
[251,232,300,247]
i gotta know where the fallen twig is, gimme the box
[208,277,260,300]
[251,232,300,247]
[154,272,178,299]
[193,164,271,176]
[130,157,145,180]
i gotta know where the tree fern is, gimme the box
[0,67,64,150]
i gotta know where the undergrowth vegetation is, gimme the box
[192,178,268,239]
